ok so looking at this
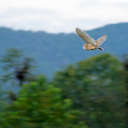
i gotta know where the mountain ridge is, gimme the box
[0,22,128,77]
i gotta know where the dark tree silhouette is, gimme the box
[0,48,35,86]
[15,58,31,86]
[9,92,17,102]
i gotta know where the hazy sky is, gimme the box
[0,0,127,33]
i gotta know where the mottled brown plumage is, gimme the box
[76,28,107,51]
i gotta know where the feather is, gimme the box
[96,35,107,46]
[76,28,107,51]
[76,28,96,46]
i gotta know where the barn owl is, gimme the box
[76,28,107,51]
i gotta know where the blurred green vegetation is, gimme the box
[0,49,127,128]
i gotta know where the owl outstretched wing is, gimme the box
[76,28,96,46]
[96,35,107,46]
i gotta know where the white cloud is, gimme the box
[0,0,127,33]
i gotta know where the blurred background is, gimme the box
[0,0,128,128]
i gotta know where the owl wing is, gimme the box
[96,35,107,46]
[76,28,96,45]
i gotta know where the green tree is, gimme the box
[0,86,9,125]
[1,76,87,128]
[122,54,128,128]
[53,54,125,128]
[0,48,35,86]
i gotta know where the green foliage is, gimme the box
[0,86,9,126]
[1,76,87,128]
[0,52,127,128]
[122,54,128,128]
[53,53,125,128]
[0,48,35,85]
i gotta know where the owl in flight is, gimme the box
[76,28,107,51]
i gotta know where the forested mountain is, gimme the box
[0,22,128,77]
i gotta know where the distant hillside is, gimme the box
[0,22,128,77]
